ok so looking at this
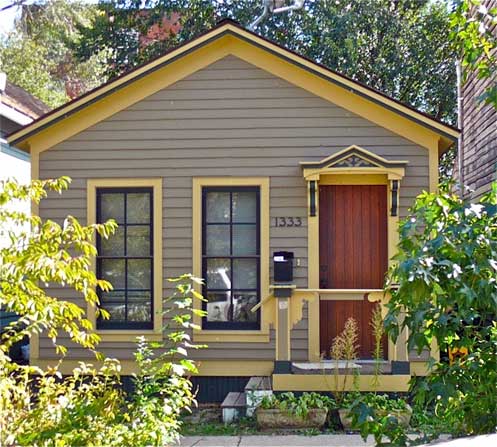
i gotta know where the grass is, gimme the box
[180,417,258,436]
[181,417,331,437]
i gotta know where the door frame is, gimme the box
[301,146,408,362]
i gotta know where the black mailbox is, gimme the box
[273,251,294,283]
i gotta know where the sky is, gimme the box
[0,0,22,36]
[0,0,97,36]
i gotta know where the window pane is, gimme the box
[232,224,257,255]
[232,191,257,223]
[206,292,230,322]
[206,258,231,289]
[233,292,258,322]
[206,225,230,256]
[127,301,151,322]
[127,259,151,289]
[233,259,257,289]
[100,259,125,289]
[127,226,151,256]
[127,192,150,224]
[100,193,124,223]
[100,290,125,303]
[102,303,125,321]
[100,226,124,256]
[206,191,230,223]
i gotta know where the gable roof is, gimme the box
[7,19,459,154]
[2,81,51,120]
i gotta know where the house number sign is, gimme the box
[273,217,303,227]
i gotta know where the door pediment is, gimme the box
[300,145,408,181]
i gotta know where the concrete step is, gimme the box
[245,376,273,416]
[221,391,246,424]
[292,360,392,375]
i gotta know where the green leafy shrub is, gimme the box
[328,317,360,406]
[259,392,334,418]
[0,178,205,446]
[385,183,497,436]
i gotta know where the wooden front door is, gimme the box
[319,185,388,359]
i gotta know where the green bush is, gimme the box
[259,392,334,418]
[385,183,497,436]
[0,178,205,446]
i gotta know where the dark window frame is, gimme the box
[96,187,154,330]
[201,186,261,330]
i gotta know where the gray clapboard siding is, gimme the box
[39,55,429,363]
[291,304,309,362]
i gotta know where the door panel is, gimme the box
[319,185,388,358]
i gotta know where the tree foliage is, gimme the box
[0,178,204,446]
[0,177,115,354]
[385,183,497,435]
[450,0,497,108]
[76,0,458,124]
[0,0,109,108]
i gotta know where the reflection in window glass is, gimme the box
[96,188,153,329]
[202,187,260,329]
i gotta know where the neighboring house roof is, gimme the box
[7,19,459,154]
[2,81,50,120]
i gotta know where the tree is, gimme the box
[0,177,203,446]
[76,0,458,124]
[450,0,497,109]
[384,183,497,435]
[0,0,109,108]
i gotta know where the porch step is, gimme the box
[245,376,273,417]
[292,360,392,375]
[245,376,272,391]
[221,391,246,424]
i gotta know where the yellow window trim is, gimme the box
[87,178,163,342]
[192,177,272,343]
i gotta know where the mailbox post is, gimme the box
[272,251,295,373]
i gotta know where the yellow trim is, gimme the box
[191,177,272,343]
[272,374,411,392]
[318,174,391,186]
[307,179,320,361]
[10,24,457,155]
[29,145,40,363]
[300,145,409,168]
[86,178,163,342]
[31,359,274,376]
[196,360,274,376]
[429,141,440,193]
[410,362,430,376]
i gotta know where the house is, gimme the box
[457,1,497,199]
[1,76,49,184]
[6,20,459,399]
[1,75,50,361]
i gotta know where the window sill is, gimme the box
[193,330,270,343]
[95,330,163,343]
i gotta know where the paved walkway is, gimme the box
[178,433,497,447]
[178,434,375,446]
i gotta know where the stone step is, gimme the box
[292,360,392,375]
[221,391,246,424]
[245,376,272,391]
[245,376,273,417]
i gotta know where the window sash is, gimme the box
[96,187,154,330]
[201,186,261,330]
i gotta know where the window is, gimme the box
[96,187,153,330]
[202,187,260,330]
